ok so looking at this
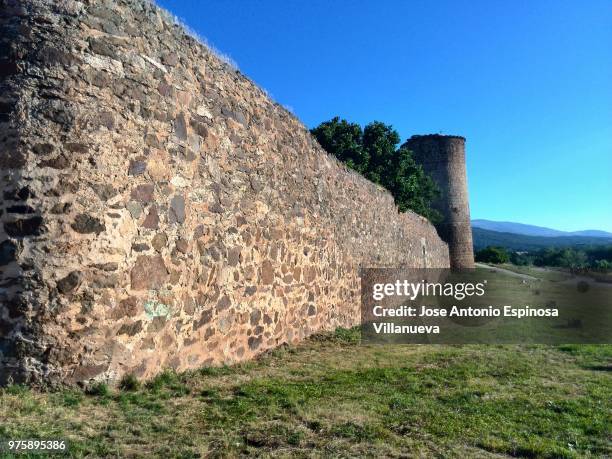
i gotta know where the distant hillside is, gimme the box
[472,227,612,251]
[472,219,612,238]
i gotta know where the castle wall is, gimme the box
[0,0,449,385]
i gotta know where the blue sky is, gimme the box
[157,0,611,232]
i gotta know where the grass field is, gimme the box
[1,337,610,458]
[0,268,610,458]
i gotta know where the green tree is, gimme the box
[362,121,399,186]
[558,249,588,270]
[593,259,612,271]
[310,117,441,223]
[510,251,532,266]
[309,117,368,173]
[475,246,510,264]
[534,247,588,269]
[388,146,442,221]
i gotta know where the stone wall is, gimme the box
[0,0,449,385]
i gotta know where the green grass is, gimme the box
[495,263,574,282]
[0,269,610,458]
[0,340,609,458]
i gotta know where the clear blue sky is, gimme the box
[157,0,611,232]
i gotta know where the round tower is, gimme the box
[404,135,474,269]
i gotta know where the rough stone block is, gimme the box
[0,0,450,387]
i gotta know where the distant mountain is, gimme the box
[570,230,612,237]
[472,227,612,251]
[471,219,612,238]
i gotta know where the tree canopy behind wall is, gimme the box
[311,117,442,223]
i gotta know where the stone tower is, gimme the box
[404,135,475,269]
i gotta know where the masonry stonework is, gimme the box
[404,135,475,269]
[0,0,450,386]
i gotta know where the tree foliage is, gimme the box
[475,246,510,264]
[501,245,612,272]
[311,117,441,223]
[310,118,368,174]
[530,246,609,271]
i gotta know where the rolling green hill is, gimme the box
[472,227,612,251]
[472,219,612,238]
